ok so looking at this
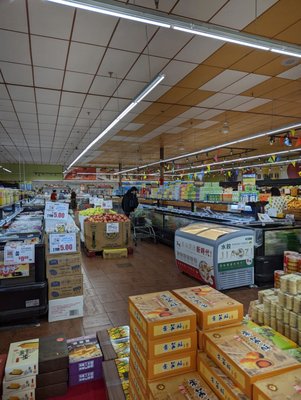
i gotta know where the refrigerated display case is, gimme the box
[175,223,254,290]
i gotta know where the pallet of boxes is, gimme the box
[44,201,83,322]
[84,212,131,259]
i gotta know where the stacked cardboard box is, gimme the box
[103,357,130,400]
[45,233,84,322]
[128,291,198,399]
[97,325,130,361]
[2,334,68,400]
[67,335,103,386]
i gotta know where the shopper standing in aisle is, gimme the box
[50,189,57,201]
[121,187,139,217]
[70,190,77,211]
[265,187,287,217]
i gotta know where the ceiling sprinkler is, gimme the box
[221,121,230,134]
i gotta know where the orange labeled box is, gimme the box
[197,352,250,400]
[129,291,196,340]
[148,372,219,400]
[253,369,301,400]
[130,320,197,359]
[129,363,149,399]
[204,325,301,397]
[172,286,243,330]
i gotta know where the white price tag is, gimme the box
[4,244,35,265]
[44,201,69,221]
[106,223,119,234]
[49,233,76,254]
[103,200,113,209]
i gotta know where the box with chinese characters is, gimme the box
[130,318,197,359]
[5,339,39,382]
[129,291,196,341]
[97,325,130,361]
[147,371,219,400]
[197,324,241,352]
[130,342,196,381]
[197,352,249,400]
[204,325,301,397]
[129,361,149,400]
[253,369,301,400]
[172,286,243,330]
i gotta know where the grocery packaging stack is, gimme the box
[2,334,68,400]
[128,290,198,399]
[97,325,130,361]
[67,335,103,386]
[283,250,301,273]
[250,274,301,346]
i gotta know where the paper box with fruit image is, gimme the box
[204,325,301,397]
[2,388,35,400]
[147,371,219,400]
[2,375,36,395]
[129,291,196,340]
[5,339,39,381]
[172,286,243,330]
[251,326,297,350]
[129,362,149,400]
[253,369,301,400]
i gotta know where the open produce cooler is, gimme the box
[175,222,255,290]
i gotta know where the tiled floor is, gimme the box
[0,241,259,353]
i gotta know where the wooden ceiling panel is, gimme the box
[177,90,214,106]
[177,65,222,89]
[264,81,301,101]
[240,77,288,97]
[204,44,252,69]
[255,57,293,76]
[158,87,194,104]
[160,105,190,118]
[231,51,279,73]
[275,20,301,45]
[142,103,171,116]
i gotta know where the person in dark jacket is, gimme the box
[121,187,139,217]
[70,190,77,211]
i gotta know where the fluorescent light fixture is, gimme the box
[271,49,301,58]
[46,0,171,27]
[65,74,165,171]
[2,168,12,173]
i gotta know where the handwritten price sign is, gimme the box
[48,233,77,254]
[44,201,69,221]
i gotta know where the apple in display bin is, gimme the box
[86,214,129,223]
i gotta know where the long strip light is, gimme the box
[117,122,301,175]
[2,167,12,173]
[46,0,301,58]
[64,74,165,172]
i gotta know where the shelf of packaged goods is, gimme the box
[0,206,23,227]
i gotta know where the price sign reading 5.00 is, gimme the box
[44,201,69,221]
[49,233,77,254]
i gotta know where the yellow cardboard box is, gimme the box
[48,274,83,300]
[197,323,242,351]
[148,372,219,400]
[130,320,197,359]
[197,352,249,400]
[103,248,128,259]
[172,286,243,330]
[44,232,80,255]
[204,325,301,397]
[45,253,81,278]
[84,221,131,251]
[253,369,301,400]
[129,362,149,399]
[129,291,196,340]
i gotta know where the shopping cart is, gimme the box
[131,215,157,246]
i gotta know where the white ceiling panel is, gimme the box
[36,89,61,105]
[124,123,144,131]
[178,107,207,119]
[218,95,253,110]
[0,111,18,121]
[110,20,157,53]
[61,92,86,107]
[14,101,36,114]
[277,64,301,80]
[126,54,168,82]
[211,0,278,29]
[34,67,64,90]
[38,115,57,124]
[200,70,248,92]
[129,0,176,12]
[148,28,191,59]
[31,36,68,69]
[172,0,228,21]
[117,80,146,99]
[0,99,13,112]
[63,71,94,92]
[144,84,171,102]
[23,128,39,135]
[39,124,56,132]
[0,85,10,100]
[37,104,59,116]
[21,122,38,130]
[98,49,138,80]
[233,97,272,112]
[0,30,30,64]
[74,118,90,127]
[1,120,19,129]
[162,60,197,86]
[0,62,33,86]
[197,93,234,108]
[222,74,270,95]
[176,36,225,64]
[194,120,219,129]
[196,109,224,120]
[78,109,99,120]
[105,98,131,112]
[164,116,189,127]
[90,76,121,96]
[28,0,74,39]
[5,127,23,135]
[83,95,109,110]
[17,112,37,123]
[99,110,119,122]
[0,0,27,32]
[8,86,35,102]
[59,106,80,118]
[67,42,105,74]
[166,126,187,134]
[57,116,77,126]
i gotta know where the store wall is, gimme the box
[0,164,63,183]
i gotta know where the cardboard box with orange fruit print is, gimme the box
[128,291,196,341]
[203,325,301,398]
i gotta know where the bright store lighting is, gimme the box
[65,74,165,171]
[2,168,12,173]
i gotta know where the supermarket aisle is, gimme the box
[0,242,259,352]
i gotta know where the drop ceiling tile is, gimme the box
[14,101,36,114]
[1,120,19,129]
[78,109,99,120]
[7,86,35,102]
[148,28,191,59]
[277,64,301,80]
[34,67,64,90]
[164,116,189,127]
[123,123,144,132]
[98,49,138,80]
[0,86,10,100]
[172,0,228,22]
[17,112,37,122]
[162,61,197,86]
[23,128,39,135]
[37,104,59,116]
[5,127,23,135]
[28,0,74,39]
[200,70,248,92]
[83,95,109,110]
[176,36,224,64]
[32,36,68,69]
[194,120,219,129]
[114,80,146,99]
[0,100,13,112]
[59,106,80,118]
[57,116,77,126]
[36,89,61,105]
[218,95,253,110]
[166,126,187,134]
[197,93,234,108]
[21,122,38,130]
[0,30,30,64]
[222,74,270,94]
[233,97,271,111]
[146,84,171,102]
[90,76,121,96]
[0,62,33,86]
[63,71,94,92]
[38,115,57,124]
[99,110,119,122]
[39,124,56,132]
[0,0,27,32]
[196,109,224,120]
[67,42,105,74]
[105,98,132,112]
[110,19,157,53]
[126,55,168,82]
[61,92,86,107]
[177,107,207,119]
